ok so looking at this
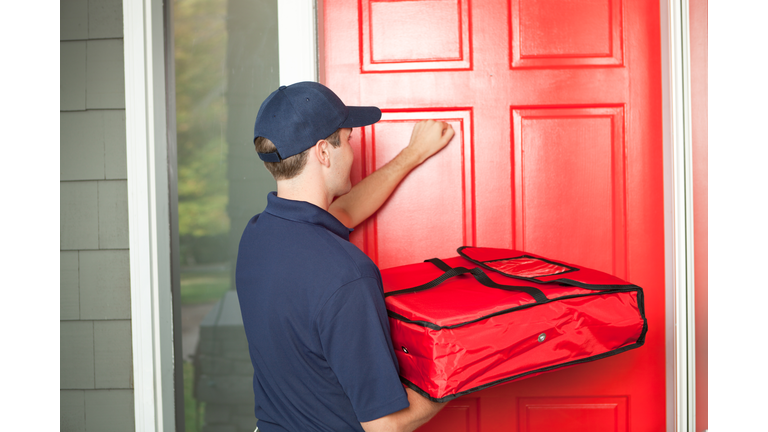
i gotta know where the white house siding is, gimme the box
[60,0,134,431]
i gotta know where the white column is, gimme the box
[123,0,176,430]
[278,0,318,85]
[667,0,696,431]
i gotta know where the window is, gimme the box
[171,0,279,430]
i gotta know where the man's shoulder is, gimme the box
[240,210,379,284]
[324,231,379,279]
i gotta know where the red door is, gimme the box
[323,1,665,430]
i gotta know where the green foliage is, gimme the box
[174,0,230,238]
[179,234,230,266]
[184,360,205,432]
[180,267,231,305]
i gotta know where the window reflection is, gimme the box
[173,0,278,430]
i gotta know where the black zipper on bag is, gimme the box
[387,286,644,330]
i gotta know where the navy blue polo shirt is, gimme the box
[235,192,409,432]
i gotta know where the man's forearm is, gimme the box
[397,387,446,430]
[329,120,454,228]
[360,387,446,432]
[329,146,421,228]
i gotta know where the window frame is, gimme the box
[124,0,176,429]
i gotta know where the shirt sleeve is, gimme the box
[317,276,410,423]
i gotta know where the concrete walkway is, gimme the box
[181,301,218,361]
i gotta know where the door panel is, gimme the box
[324,0,665,430]
[511,0,624,68]
[361,0,471,71]
[358,111,474,269]
[518,396,628,432]
[512,106,627,277]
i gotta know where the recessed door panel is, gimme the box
[359,110,474,269]
[511,0,624,68]
[518,396,628,432]
[361,0,471,72]
[512,107,626,277]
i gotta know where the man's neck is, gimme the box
[276,177,333,211]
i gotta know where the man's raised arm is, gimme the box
[329,119,455,228]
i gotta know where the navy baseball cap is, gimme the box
[253,82,382,162]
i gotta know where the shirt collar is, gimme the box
[264,192,353,241]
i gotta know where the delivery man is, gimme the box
[236,81,455,432]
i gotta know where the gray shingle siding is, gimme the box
[60,0,133,430]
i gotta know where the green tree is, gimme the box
[174,0,230,245]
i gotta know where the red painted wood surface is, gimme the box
[323,0,665,430]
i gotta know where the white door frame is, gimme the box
[278,0,320,85]
[122,0,697,430]
[665,2,697,431]
[123,0,175,431]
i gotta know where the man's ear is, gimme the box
[313,139,332,168]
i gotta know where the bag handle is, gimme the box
[384,258,548,303]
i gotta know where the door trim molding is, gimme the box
[123,0,176,430]
[278,0,318,85]
[667,0,697,430]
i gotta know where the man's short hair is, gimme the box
[255,129,341,180]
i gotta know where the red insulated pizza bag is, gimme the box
[381,246,647,402]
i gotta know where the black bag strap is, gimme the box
[425,258,453,272]
[383,264,478,298]
[384,258,548,303]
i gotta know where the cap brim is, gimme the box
[340,106,382,129]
